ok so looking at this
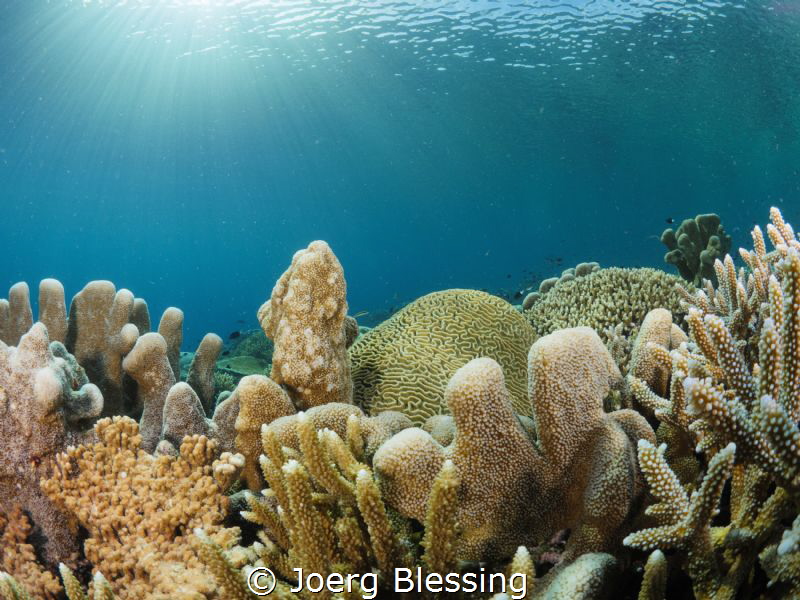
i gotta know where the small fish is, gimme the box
[513,290,523,299]
[236,319,245,324]
[666,218,675,224]
[228,331,241,340]
[222,350,230,356]
[506,274,512,279]
[353,310,369,318]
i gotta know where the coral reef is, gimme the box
[259,240,352,409]
[524,267,687,339]
[624,207,800,598]
[12,226,790,598]
[200,400,619,600]
[661,213,731,286]
[373,329,655,561]
[40,416,243,599]
[350,289,537,424]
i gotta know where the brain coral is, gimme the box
[523,267,687,338]
[349,289,537,423]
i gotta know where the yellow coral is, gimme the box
[350,289,537,423]
[0,508,62,599]
[41,416,242,599]
[524,267,686,339]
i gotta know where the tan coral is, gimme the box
[0,282,34,346]
[350,289,537,424]
[186,333,224,414]
[0,507,62,599]
[157,307,184,381]
[41,416,243,600]
[232,375,295,491]
[260,240,352,410]
[122,332,177,452]
[0,323,103,566]
[627,208,800,599]
[266,402,411,460]
[374,328,655,561]
[524,267,686,339]
[629,308,675,398]
[64,281,140,416]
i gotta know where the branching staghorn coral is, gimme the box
[624,441,737,599]
[373,328,655,563]
[201,410,437,599]
[40,416,244,599]
[625,208,800,598]
[350,289,537,424]
[258,240,353,410]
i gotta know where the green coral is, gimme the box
[661,213,731,286]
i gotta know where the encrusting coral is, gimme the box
[40,416,244,600]
[624,207,800,598]
[523,267,686,339]
[373,328,655,562]
[661,213,731,286]
[258,240,352,410]
[349,289,537,424]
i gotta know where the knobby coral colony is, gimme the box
[0,215,798,599]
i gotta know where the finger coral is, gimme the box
[661,213,731,286]
[40,416,244,600]
[259,240,352,410]
[374,328,655,561]
[350,289,537,424]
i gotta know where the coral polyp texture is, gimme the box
[40,416,244,600]
[259,240,353,410]
[624,207,800,598]
[6,212,800,599]
[349,289,537,423]
[523,267,687,338]
[373,328,655,561]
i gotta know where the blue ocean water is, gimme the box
[1,0,799,346]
